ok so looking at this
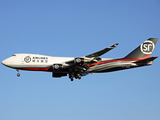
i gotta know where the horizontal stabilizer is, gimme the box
[134,56,158,63]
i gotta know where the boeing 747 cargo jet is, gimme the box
[2,38,158,81]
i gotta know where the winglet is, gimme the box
[111,43,119,48]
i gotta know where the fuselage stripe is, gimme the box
[87,54,151,67]
[21,68,50,71]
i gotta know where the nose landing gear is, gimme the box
[16,69,20,77]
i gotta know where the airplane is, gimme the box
[2,38,158,81]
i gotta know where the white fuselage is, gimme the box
[2,54,74,69]
[2,53,112,72]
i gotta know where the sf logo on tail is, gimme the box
[140,40,154,54]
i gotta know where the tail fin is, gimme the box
[124,38,158,59]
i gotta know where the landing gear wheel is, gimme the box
[71,78,74,81]
[17,73,20,77]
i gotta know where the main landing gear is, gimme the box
[69,65,88,81]
[16,69,20,77]
[69,72,82,81]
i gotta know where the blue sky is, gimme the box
[0,0,160,120]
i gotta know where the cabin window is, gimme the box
[41,60,43,63]
[32,60,35,62]
[37,60,39,62]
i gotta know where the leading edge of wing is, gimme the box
[85,43,119,58]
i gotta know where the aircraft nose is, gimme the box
[2,58,11,67]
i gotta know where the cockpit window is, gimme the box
[12,55,16,56]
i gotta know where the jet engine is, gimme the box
[52,72,67,77]
[74,58,91,65]
[53,64,63,70]
[74,58,84,65]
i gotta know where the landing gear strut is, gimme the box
[16,69,20,77]
[69,72,74,81]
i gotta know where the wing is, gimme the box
[65,43,119,64]
[85,43,118,58]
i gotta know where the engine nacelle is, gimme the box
[53,64,63,70]
[74,58,84,65]
[52,72,67,77]
[74,58,92,65]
